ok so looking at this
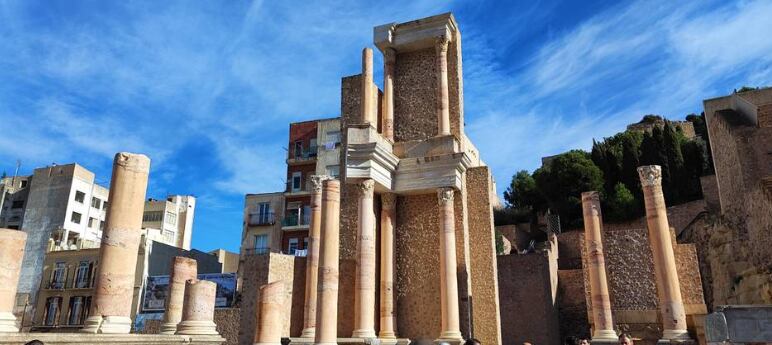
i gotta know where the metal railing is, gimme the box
[244,247,271,256]
[248,212,276,226]
[290,146,318,160]
[282,213,311,227]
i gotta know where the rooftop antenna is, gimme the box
[13,160,20,179]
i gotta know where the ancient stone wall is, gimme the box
[556,231,584,270]
[465,166,502,345]
[700,175,720,212]
[557,269,590,340]
[448,29,464,138]
[454,175,472,337]
[497,251,561,345]
[394,48,437,141]
[214,308,240,345]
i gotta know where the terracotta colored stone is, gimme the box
[82,152,150,334]
[177,279,218,335]
[301,175,327,338]
[581,192,617,341]
[0,229,26,333]
[438,187,462,341]
[352,179,377,338]
[435,36,450,137]
[638,165,690,341]
[161,257,198,334]
[382,48,396,141]
[254,281,286,345]
[379,193,397,339]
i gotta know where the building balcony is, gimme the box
[247,212,276,226]
[286,147,318,165]
[281,213,311,230]
[284,181,311,196]
[244,247,271,256]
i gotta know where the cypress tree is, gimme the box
[663,122,685,203]
[621,135,641,199]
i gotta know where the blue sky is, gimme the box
[2,0,771,252]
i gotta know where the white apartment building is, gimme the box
[142,195,196,250]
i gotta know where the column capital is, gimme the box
[437,187,454,205]
[581,191,600,203]
[355,179,375,197]
[638,165,662,187]
[310,175,331,193]
[383,48,396,65]
[435,35,450,54]
[381,193,397,210]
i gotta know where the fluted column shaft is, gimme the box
[0,229,26,332]
[638,166,690,341]
[82,152,150,334]
[438,188,462,340]
[361,48,375,126]
[177,279,219,335]
[315,179,340,345]
[382,48,396,141]
[353,180,376,338]
[379,193,397,339]
[161,256,198,334]
[435,36,451,136]
[301,176,327,338]
[581,192,617,340]
[255,281,286,345]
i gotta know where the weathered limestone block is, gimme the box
[255,281,286,345]
[177,280,219,335]
[162,256,198,334]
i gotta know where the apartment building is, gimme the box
[0,175,32,230]
[141,195,196,250]
[239,117,341,260]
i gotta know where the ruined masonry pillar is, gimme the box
[0,229,26,332]
[581,192,617,341]
[379,193,397,339]
[361,48,376,126]
[161,256,198,334]
[255,281,286,345]
[82,152,150,334]
[382,48,396,141]
[436,36,451,136]
[176,279,219,335]
[353,179,377,338]
[438,188,462,341]
[301,175,328,338]
[638,166,690,341]
[315,179,340,345]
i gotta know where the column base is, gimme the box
[80,315,132,334]
[435,331,464,345]
[0,311,19,333]
[160,322,179,334]
[300,327,315,338]
[352,329,377,339]
[254,343,282,345]
[378,331,397,339]
[591,329,619,344]
[657,329,693,344]
[176,320,219,335]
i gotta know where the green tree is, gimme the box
[604,182,640,221]
[663,122,685,203]
[534,150,604,228]
[620,132,642,195]
[686,112,714,174]
[504,170,543,211]
[495,230,505,255]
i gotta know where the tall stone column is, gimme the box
[176,279,219,335]
[315,179,340,345]
[435,36,451,137]
[581,192,617,341]
[82,152,150,334]
[379,193,396,339]
[0,229,26,332]
[361,48,375,126]
[161,256,198,334]
[437,188,462,341]
[254,281,286,345]
[382,48,396,141]
[638,166,690,341]
[301,175,327,338]
[353,179,376,338]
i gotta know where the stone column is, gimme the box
[361,47,375,126]
[435,36,451,137]
[382,48,396,141]
[437,188,462,341]
[315,179,340,345]
[82,152,150,334]
[161,256,198,334]
[176,279,219,335]
[353,179,376,338]
[581,192,617,341]
[379,193,396,339]
[254,281,286,345]
[638,166,690,341]
[0,229,26,332]
[301,175,327,338]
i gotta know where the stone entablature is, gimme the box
[374,13,458,54]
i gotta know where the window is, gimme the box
[43,297,62,326]
[303,237,309,250]
[257,202,271,224]
[73,261,92,288]
[162,230,175,244]
[326,165,340,178]
[11,200,24,209]
[291,172,302,192]
[67,296,88,325]
[71,212,82,224]
[288,238,299,254]
[20,180,28,188]
[74,191,85,203]
[102,201,108,210]
[165,211,177,225]
[326,130,341,146]
[294,141,303,158]
[309,138,318,156]
[91,197,101,209]
[142,211,163,222]
[254,234,269,254]
[88,217,97,228]
[100,221,105,231]
[50,262,67,289]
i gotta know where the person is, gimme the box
[578,338,590,345]
[464,338,481,345]
[619,333,634,345]
[564,336,578,345]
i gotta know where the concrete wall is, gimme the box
[315,117,342,177]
